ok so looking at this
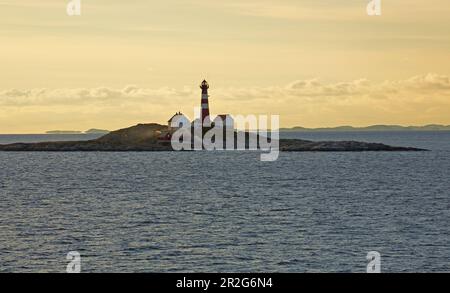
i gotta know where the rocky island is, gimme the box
[0,123,426,152]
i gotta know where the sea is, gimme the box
[0,131,449,272]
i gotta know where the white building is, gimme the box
[168,112,190,131]
[214,114,234,130]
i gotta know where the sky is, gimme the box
[0,0,450,133]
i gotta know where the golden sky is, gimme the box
[1,0,450,133]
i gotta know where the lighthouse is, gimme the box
[200,80,211,125]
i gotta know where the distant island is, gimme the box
[280,124,450,132]
[3,79,430,152]
[46,129,110,135]
[84,129,110,134]
[0,123,425,152]
[44,125,450,135]
[46,130,82,134]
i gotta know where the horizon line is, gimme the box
[2,123,450,135]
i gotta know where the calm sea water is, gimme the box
[0,132,449,272]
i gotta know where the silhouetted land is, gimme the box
[280,124,450,132]
[46,129,110,134]
[45,130,82,134]
[0,123,426,152]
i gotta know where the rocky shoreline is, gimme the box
[0,123,426,152]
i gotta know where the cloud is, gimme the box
[0,86,194,107]
[1,73,450,131]
[1,74,449,107]
[402,73,450,90]
[216,73,450,104]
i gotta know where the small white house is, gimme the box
[214,114,234,130]
[168,112,190,131]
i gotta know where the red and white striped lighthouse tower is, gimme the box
[200,80,211,125]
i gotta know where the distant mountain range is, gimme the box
[280,125,450,132]
[45,125,450,134]
[46,129,110,134]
